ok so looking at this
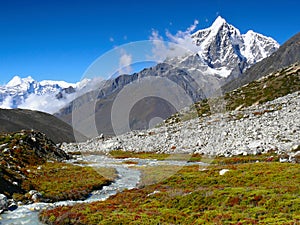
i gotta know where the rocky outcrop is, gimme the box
[0,194,8,213]
[0,130,70,202]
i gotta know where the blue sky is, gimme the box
[0,0,299,84]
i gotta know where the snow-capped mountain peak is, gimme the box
[187,16,279,78]
[210,16,227,31]
[6,75,35,87]
[0,76,90,113]
[241,30,280,64]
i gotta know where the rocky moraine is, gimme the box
[62,91,300,163]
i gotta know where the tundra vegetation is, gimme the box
[0,131,115,203]
[40,152,299,225]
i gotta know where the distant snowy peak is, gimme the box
[0,76,91,113]
[39,80,76,89]
[241,30,280,64]
[192,16,241,49]
[6,75,77,89]
[6,76,34,87]
[190,16,279,77]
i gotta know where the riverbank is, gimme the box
[40,153,300,225]
[0,131,115,215]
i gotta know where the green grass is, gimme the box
[40,154,300,225]
[109,150,171,160]
[0,130,116,202]
[18,162,116,202]
[110,150,280,165]
[225,64,300,111]
[164,64,300,124]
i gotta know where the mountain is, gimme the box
[170,16,279,80]
[0,17,278,117]
[0,76,89,114]
[0,108,86,143]
[167,63,300,123]
[222,32,300,92]
[62,63,300,160]
[55,17,280,137]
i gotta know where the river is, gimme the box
[0,155,205,225]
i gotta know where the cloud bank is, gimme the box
[149,20,201,62]
[18,92,76,114]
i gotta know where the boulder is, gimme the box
[219,169,230,176]
[0,194,8,212]
[8,202,18,211]
[28,190,43,202]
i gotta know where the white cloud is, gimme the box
[148,30,169,62]
[0,95,13,109]
[118,49,132,75]
[18,92,76,114]
[109,37,114,42]
[165,19,200,53]
[148,20,201,62]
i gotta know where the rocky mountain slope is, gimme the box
[223,32,300,92]
[62,64,300,162]
[0,108,86,143]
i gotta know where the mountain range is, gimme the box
[55,17,281,137]
[1,17,298,139]
[0,17,279,114]
[0,76,89,114]
[184,16,279,79]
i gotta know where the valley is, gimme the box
[0,62,299,224]
[0,14,299,225]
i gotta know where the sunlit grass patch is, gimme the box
[110,150,206,162]
[109,150,171,160]
[19,162,116,202]
[40,157,299,224]
[137,165,184,187]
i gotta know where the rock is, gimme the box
[219,169,230,176]
[28,190,42,202]
[279,158,289,163]
[7,202,18,211]
[0,194,8,212]
[32,193,43,202]
[17,201,23,206]
[247,141,261,149]
[28,190,38,196]
[61,91,300,161]
[147,190,161,197]
[291,144,300,152]
[289,151,300,163]
[2,148,10,154]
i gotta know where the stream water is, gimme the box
[0,155,205,225]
